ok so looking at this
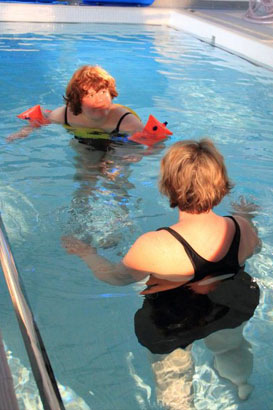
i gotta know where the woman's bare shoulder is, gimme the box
[123,231,160,270]
[47,106,66,124]
[123,230,193,279]
[112,104,143,133]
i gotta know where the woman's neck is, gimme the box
[178,209,217,223]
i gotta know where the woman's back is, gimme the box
[124,212,257,276]
[160,212,258,270]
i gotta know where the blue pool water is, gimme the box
[0,22,273,410]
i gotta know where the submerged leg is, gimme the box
[148,346,195,410]
[204,324,254,400]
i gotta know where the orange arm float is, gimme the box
[128,115,172,147]
[17,105,52,127]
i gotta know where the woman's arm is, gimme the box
[231,196,262,258]
[62,236,148,285]
[118,113,144,134]
[62,229,194,291]
[6,106,63,142]
[123,231,194,293]
[6,125,37,142]
[46,106,65,124]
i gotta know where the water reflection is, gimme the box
[65,138,164,251]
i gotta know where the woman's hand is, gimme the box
[62,236,96,257]
[140,275,188,295]
[62,235,146,285]
[231,196,259,221]
[141,275,219,295]
[186,276,218,294]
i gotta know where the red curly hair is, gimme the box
[64,65,118,115]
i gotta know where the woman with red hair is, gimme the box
[7,65,144,145]
[51,65,144,137]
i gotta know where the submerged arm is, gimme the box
[6,106,64,142]
[6,125,37,142]
[231,196,262,255]
[62,236,148,286]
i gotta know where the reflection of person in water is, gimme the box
[68,137,164,249]
[62,139,261,409]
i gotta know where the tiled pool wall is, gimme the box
[0,2,169,24]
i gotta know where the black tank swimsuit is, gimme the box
[64,105,132,132]
[64,107,133,151]
[65,106,132,132]
[134,216,260,354]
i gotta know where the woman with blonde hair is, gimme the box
[63,138,260,408]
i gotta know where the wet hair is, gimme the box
[159,139,233,214]
[64,65,118,115]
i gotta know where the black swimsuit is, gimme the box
[64,106,133,151]
[64,105,132,134]
[134,216,260,354]
[157,215,241,284]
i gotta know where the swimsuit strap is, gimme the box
[112,112,132,134]
[64,105,70,126]
[157,227,199,271]
[64,107,132,134]
[157,216,241,276]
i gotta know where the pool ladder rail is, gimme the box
[0,213,65,410]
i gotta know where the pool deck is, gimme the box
[0,2,273,70]
[170,7,273,70]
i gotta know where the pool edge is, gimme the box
[0,3,272,71]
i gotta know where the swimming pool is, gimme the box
[0,21,273,410]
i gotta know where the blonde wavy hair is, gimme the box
[159,139,233,214]
[64,65,118,115]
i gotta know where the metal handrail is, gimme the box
[0,213,65,410]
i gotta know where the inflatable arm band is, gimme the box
[128,115,172,147]
[17,105,51,127]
